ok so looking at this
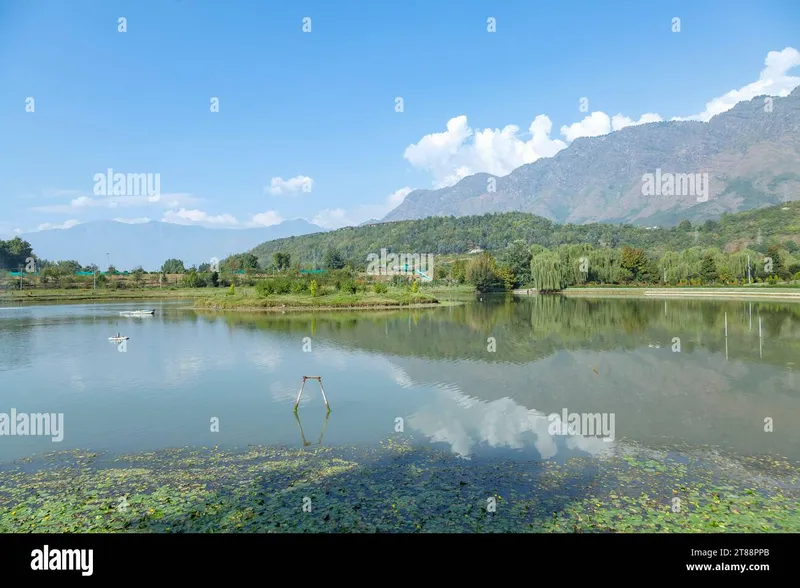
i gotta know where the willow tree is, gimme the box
[556,243,595,286]
[588,247,624,284]
[530,251,566,292]
[466,252,503,292]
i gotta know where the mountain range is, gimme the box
[382,89,800,226]
[20,219,325,271]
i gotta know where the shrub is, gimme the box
[374,282,388,294]
[310,280,318,297]
[255,280,274,297]
[228,284,235,295]
[411,280,419,293]
[342,280,357,294]
[290,280,307,294]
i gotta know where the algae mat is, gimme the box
[1,438,797,533]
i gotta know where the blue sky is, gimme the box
[1,0,798,237]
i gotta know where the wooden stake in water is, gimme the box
[759,316,763,359]
[724,313,728,336]
[294,376,331,412]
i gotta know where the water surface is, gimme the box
[1,295,798,465]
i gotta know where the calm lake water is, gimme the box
[0,295,798,465]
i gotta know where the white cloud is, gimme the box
[35,219,81,231]
[311,186,413,229]
[113,217,151,224]
[672,47,800,122]
[159,209,285,229]
[404,47,800,189]
[162,209,239,227]
[560,112,663,142]
[31,193,197,214]
[386,186,413,207]
[268,175,314,195]
[249,211,284,227]
[312,208,349,229]
[404,115,567,188]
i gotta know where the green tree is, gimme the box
[530,251,566,292]
[451,259,467,284]
[766,245,789,279]
[678,219,692,231]
[210,271,219,287]
[323,248,346,270]
[466,252,503,292]
[502,240,532,286]
[310,280,318,297]
[699,255,718,283]
[182,268,202,287]
[620,246,651,282]
[132,266,145,287]
[0,236,34,269]
[161,259,185,274]
[273,252,291,270]
[411,279,419,293]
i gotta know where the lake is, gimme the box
[1,294,798,465]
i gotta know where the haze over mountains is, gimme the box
[382,89,800,227]
[20,219,325,271]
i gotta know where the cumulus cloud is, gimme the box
[36,220,81,231]
[249,210,284,227]
[404,47,800,189]
[672,46,800,122]
[404,115,567,189]
[113,217,151,224]
[312,186,413,229]
[160,209,285,228]
[31,193,197,214]
[312,208,349,229]
[268,176,314,195]
[560,112,663,142]
[162,209,239,226]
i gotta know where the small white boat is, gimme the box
[108,336,129,341]
[119,309,155,316]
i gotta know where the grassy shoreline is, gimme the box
[1,439,797,533]
[515,286,800,301]
[0,285,478,311]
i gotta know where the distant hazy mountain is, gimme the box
[382,88,800,226]
[22,219,325,271]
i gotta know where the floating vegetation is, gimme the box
[0,438,797,533]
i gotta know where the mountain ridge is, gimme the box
[382,88,800,226]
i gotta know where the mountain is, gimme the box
[22,219,325,271]
[382,89,800,226]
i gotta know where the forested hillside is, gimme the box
[250,201,800,269]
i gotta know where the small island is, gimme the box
[193,278,444,312]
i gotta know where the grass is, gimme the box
[0,287,197,302]
[1,438,797,533]
[555,286,800,300]
[193,288,443,311]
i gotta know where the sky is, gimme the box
[0,0,799,238]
